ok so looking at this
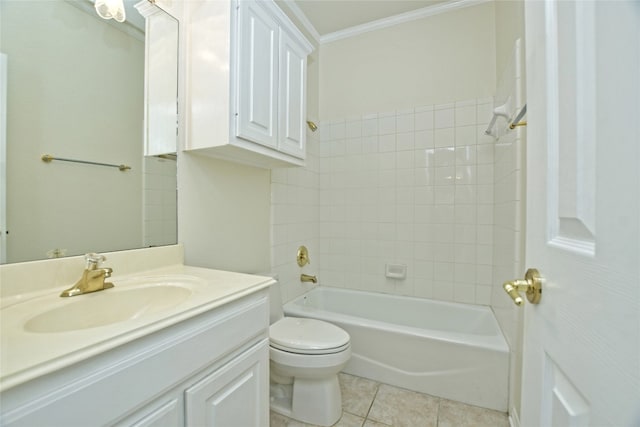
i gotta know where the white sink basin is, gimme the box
[24,281,194,333]
[0,264,275,394]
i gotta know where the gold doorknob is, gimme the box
[503,268,543,306]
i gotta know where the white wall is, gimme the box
[2,1,144,263]
[319,2,496,119]
[178,154,271,273]
[494,0,525,80]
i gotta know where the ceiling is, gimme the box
[292,0,454,37]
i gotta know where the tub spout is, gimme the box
[300,274,317,283]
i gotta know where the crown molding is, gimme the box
[281,0,321,45]
[320,0,492,45]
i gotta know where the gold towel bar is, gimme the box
[42,154,131,171]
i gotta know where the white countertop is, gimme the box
[0,264,274,392]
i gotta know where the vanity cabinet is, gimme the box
[185,0,313,168]
[118,397,182,427]
[185,340,267,426]
[119,340,268,427]
[0,290,269,427]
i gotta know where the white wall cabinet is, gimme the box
[136,1,179,157]
[185,0,313,168]
[0,290,269,427]
[236,0,278,149]
[277,29,308,158]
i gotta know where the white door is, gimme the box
[521,1,639,426]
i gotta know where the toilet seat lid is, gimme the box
[270,317,350,354]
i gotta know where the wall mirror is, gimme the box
[0,0,178,264]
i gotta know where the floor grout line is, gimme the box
[362,381,380,423]
[270,373,509,427]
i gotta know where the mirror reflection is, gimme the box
[0,0,178,264]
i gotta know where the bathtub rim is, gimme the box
[283,286,509,353]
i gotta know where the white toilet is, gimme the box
[268,280,351,426]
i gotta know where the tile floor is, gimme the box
[270,373,510,427]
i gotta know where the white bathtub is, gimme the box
[283,286,509,412]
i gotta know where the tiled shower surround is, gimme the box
[271,97,498,306]
[143,156,177,248]
[318,98,495,304]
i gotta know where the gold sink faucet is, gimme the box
[60,253,114,297]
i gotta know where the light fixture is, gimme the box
[95,0,126,23]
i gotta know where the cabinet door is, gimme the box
[277,30,307,159]
[120,399,182,427]
[184,340,269,427]
[236,1,278,149]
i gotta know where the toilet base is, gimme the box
[269,376,343,426]
[270,383,293,417]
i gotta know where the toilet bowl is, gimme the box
[268,281,351,426]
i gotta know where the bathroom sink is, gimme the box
[24,284,193,333]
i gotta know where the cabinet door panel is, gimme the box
[278,31,306,159]
[125,399,181,427]
[236,1,278,148]
[184,340,268,427]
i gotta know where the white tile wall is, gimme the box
[270,132,320,303]
[314,97,495,305]
[143,157,177,248]
[490,38,525,347]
